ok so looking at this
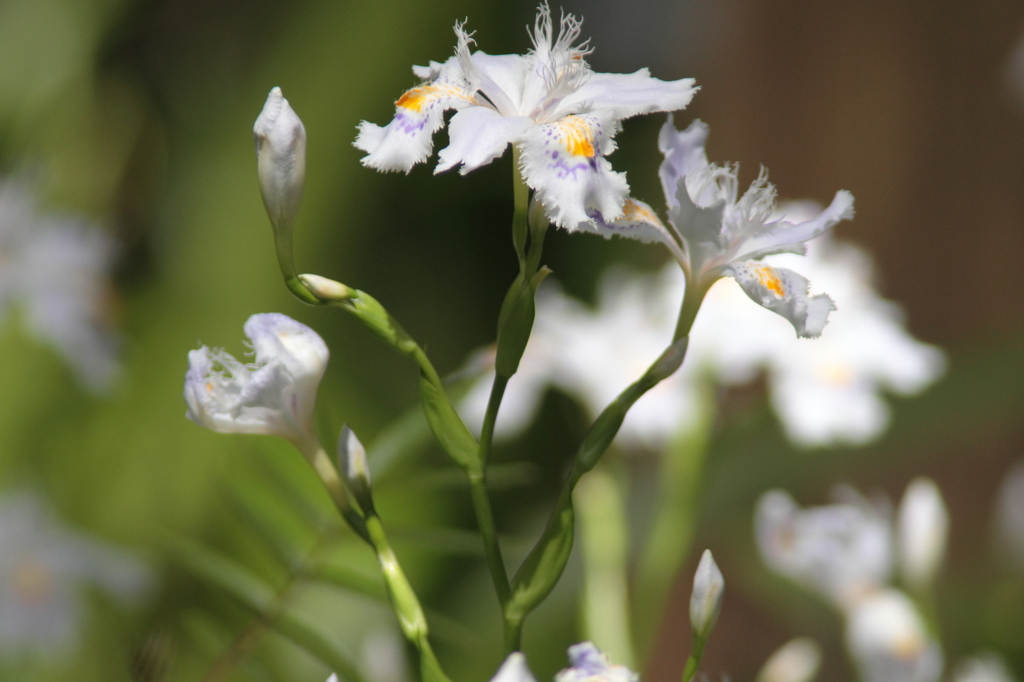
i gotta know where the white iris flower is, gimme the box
[593,118,855,338]
[354,3,697,230]
[184,313,329,456]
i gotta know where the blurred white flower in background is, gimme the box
[845,589,943,682]
[994,459,1024,570]
[951,654,1018,682]
[755,487,893,609]
[460,202,944,449]
[755,479,950,682]
[0,490,150,659]
[755,637,822,682]
[360,627,409,682]
[896,477,949,592]
[555,642,638,682]
[0,180,120,393]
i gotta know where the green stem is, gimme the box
[674,276,712,342]
[303,444,369,543]
[469,469,511,608]
[505,274,710,640]
[364,514,451,682]
[511,146,530,269]
[471,373,514,614]
[682,632,710,682]
[478,375,509,469]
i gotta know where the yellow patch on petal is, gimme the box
[754,265,786,297]
[621,199,662,226]
[396,84,467,112]
[556,115,596,158]
[12,560,54,604]
[892,634,925,660]
[818,363,853,385]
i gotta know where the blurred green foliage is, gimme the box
[0,1,1022,681]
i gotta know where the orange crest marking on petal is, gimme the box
[557,116,596,158]
[622,199,662,226]
[396,84,468,112]
[754,265,786,297]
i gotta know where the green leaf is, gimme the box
[419,374,479,471]
[169,535,365,682]
[506,486,575,623]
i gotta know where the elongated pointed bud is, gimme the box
[254,87,309,297]
[689,549,724,641]
[897,477,948,592]
[338,425,373,513]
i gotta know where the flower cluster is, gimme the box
[755,482,948,682]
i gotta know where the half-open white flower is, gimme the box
[354,3,696,229]
[184,313,328,455]
[591,118,854,337]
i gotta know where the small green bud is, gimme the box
[338,425,373,513]
[495,268,550,378]
[299,274,356,302]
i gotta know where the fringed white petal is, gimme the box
[579,198,686,263]
[519,112,628,228]
[436,107,532,174]
[723,262,835,338]
[558,70,697,121]
[658,117,710,211]
[354,65,474,173]
[738,190,856,260]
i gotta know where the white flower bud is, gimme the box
[254,87,306,276]
[184,313,328,455]
[338,425,373,511]
[492,653,538,682]
[897,477,948,592]
[689,549,724,641]
[756,638,822,682]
